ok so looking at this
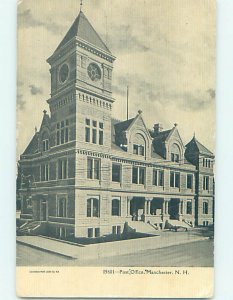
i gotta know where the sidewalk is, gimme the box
[17,231,209,261]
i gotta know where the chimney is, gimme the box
[153,123,163,134]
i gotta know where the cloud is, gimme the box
[17,94,26,111]
[108,24,150,53]
[18,8,64,34]
[29,84,43,95]
[114,74,214,113]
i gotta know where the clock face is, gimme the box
[59,63,69,83]
[87,63,101,81]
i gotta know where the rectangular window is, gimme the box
[170,171,180,188]
[138,146,144,156]
[112,164,121,182]
[171,153,179,162]
[42,139,49,152]
[56,120,69,145]
[139,168,145,184]
[132,166,145,184]
[153,169,164,186]
[133,144,138,154]
[132,167,138,184]
[187,174,193,189]
[87,197,100,218]
[85,119,104,145]
[203,176,209,190]
[95,228,100,237]
[87,158,100,180]
[133,144,144,156]
[88,228,93,238]
[41,164,49,181]
[92,128,97,144]
[56,131,60,145]
[159,170,164,186]
[186,201,192,214]
[87,158,93,179]
[99,130,103,145]
[170,172,174,187]
[93,159,100,179]
[203,201,208,214]
[85,127,90,142]
[112,198,121,216]
[57,197,67,217]
[99,122,104,145]
[152,169,158,186]
[175,173,180,187]
[57,159,67,179]
[87,198,92,217]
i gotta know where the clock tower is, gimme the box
[47,10,115,150]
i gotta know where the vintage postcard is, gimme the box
[16,0,215,297]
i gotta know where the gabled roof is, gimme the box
[186,137,214,156]
[114,118,135,135]
[152,129,173,143]
[22,133,39,156]
[152,128,173,158]
[40,111,50,130]
[55,11,111,54]
[21,111,51,157]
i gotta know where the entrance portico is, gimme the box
[128,196,168,227]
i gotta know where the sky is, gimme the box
[17,0,215,159]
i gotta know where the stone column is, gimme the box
[127,196,133,216]
[166,201,169,214]
[148,200,151,215]
[144,200,147,215]
[178,201,181,215]
[163,200,166,215]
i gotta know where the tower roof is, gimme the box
[55,11,111,54]
[186,136,214,157]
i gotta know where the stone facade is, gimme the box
[17,11,214,239]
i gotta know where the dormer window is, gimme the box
[133,144,144,156]
[42,139,49,152]
[170,143,181,163]
[171,153,179,162]
[132,133,146,157]
[41,132,49,152]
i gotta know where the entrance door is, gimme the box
[130,197,145,221]
[169,199,179,220]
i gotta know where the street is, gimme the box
[17,239,213,267]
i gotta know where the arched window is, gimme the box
[41,131,49,152]
[87,197,100,217]
[132,133,146,156]
[170,143,181,162]
[112,198,120,216]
